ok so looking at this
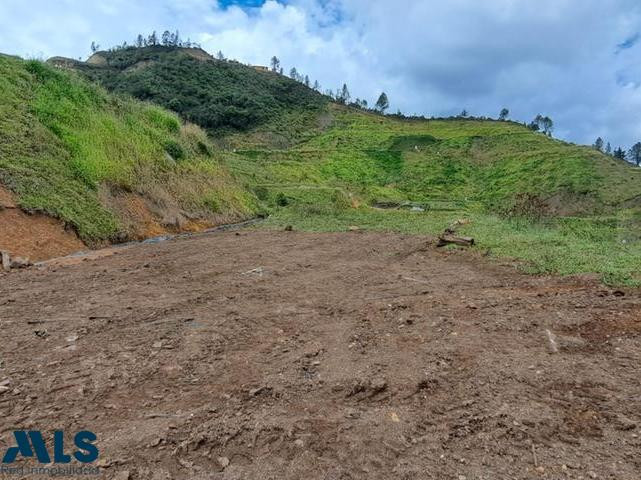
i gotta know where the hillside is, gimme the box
[224,105,641,284]
[3,49,641,283]
[0,54,256,258]
[49,46,328,139]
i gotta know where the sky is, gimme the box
[2,0,641,148]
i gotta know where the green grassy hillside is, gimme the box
[4,48,641,284]
[225,105,641,284]
[0,54,256,245]
[52,46,327,138]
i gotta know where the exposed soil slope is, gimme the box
[1,231,639,479]
[0,187,85,261]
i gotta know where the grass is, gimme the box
[261,207,641,286]
[3,51,640,285]
[0,55,256,245]
[226,105,641,286]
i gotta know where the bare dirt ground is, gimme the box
[0,231,640,480]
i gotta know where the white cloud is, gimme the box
[1,0,641,147]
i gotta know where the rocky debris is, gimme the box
[545,329,586,353]
[0,251,32,271]
[1,251,10,272]
[347,377,388,400]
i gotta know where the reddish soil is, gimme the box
[0,187,86,262]
[0,231,640,480]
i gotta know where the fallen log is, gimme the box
[437,234,475,248]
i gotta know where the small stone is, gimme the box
[217,456,230,468]
[66,334,79,343]
[536,466,545,473]
[0,386,9,394]
[153,341,163,349]
[294,439,304,448]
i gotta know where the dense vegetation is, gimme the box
[0,54,256,244]
[60,46,327,135]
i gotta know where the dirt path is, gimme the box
[0,231,639,479]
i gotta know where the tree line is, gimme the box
[90,30,201,55]
[269,56,390,113]
[592,137,641,166]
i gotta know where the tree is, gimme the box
[375,92,389,113]
[527,121,540,132]
[279,67,284,75]
[216,50,225,61]
[313,80,321,91]
[148,31,158,46]
[593,137,604,152]
[605,142,612,155]
[90,41,100,54]
[289,67,298,80]
[499,108,509,121]
[541,116,554,136]
[162,30,171,46]
[136,35,144,48]
[171,30,181,47]
[629,142,641,166]
[613,147,626,160]
[304,75,310,87]
[460,109,468,118]
[270,56,280,72]
[337,83,351,104]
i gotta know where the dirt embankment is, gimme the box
[0,231,639,479]
[0,187,85,261]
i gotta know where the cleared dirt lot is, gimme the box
[0,231,640,479]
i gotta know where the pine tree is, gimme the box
[304,75,310,87]
[148,31,158,46]
[629,142,641,166]
[216,51,225,60]
[499,108,509,121]
[313,80,320,91]
[613,147,626,160]
[162,31,171,46]
[289,67,298,80]
[375,92,389,113]
[339,84,351,104]
[270,56,280,72]
[593,137,604,152]
[136,35,144,48]
[90,41,100,54]
[605,142,612,155]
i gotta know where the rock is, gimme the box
[1,251,10,272]
[294,439,304,448]
[348,226,360,231]
[66,334,79,343]
[0,379,10,387]
[545,329,586,353]
[10,256,32,269]
[217,456,230,468]
[0,386,10,394]
[152,341,163,349]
